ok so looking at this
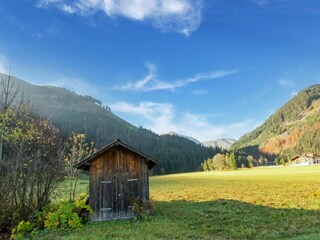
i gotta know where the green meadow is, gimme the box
[43,166,320,239]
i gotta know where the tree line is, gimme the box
[201,150,269,171]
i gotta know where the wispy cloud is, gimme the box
[254,0,269,7]
[32,33,44,41]
[110,101,259,141]
[113,63,238,92]
[0,55,9,74]
[32,22,62,42]
[37,0,203,36]
[277,79,295,88]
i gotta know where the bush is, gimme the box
[11,221,36,240]
[0,202,15,233]
[10,194,92,238]
[132,197,155,221]
[44,194,92,230]
[45,202,80,230]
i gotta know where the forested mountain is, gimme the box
[0,73,219,174]
[231,84,320,162]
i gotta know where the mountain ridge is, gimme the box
[163,132,237,150]
[202,138,237,150]
[162,131,202,145]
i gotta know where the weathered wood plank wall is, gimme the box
[89,146,149,220]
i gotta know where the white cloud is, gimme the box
[37,0,203,36]
[0,55,9,74]
[277,79,295,88]
[177,113,259,141]
[61,4,76,14]
[110,101,260,141]
[110,101,176,134]
[37,0,64,8]
[113,63,238,92]
[117,63,157,92]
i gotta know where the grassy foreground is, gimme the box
[43,166,320,239]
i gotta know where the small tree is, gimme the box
[258,156,268,166]
[0,104,65,231]
[246,155,255,168]
[212,153,226,170]
[160,168,166,175]
[229,152,237,170]
[207,158,214,171]
[202,159,208,171]
[64,133,95,201]
[0,73,19,162]
[274,157,279,166]
[225,152,230,170]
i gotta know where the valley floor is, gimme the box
[43,166,320,239]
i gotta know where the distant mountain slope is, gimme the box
[163,131,201,145]
[202,139,236,150]
[231,84,320,160]
[0,73,219,174]
[162,132,236,150]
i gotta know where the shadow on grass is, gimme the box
[154,199,320,240]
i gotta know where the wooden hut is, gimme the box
[290,154,320,166]
[74,139,158,221]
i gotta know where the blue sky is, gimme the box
[0,0,320,142]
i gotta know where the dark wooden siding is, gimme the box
[89,146,149,220]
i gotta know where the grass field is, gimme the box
[42,166,320,239]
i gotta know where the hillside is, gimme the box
[0,73,219,174]
[202,138,236,150]
[231,84,320,160]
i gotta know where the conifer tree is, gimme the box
[202,159,208,171]
[229,152,237,170]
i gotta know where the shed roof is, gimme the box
[291,154,319,161]
[74,139,158,171]
[290,155,301,161]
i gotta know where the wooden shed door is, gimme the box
[100,173,138,219]
[100,180,113,219]
[127,177,139,215]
